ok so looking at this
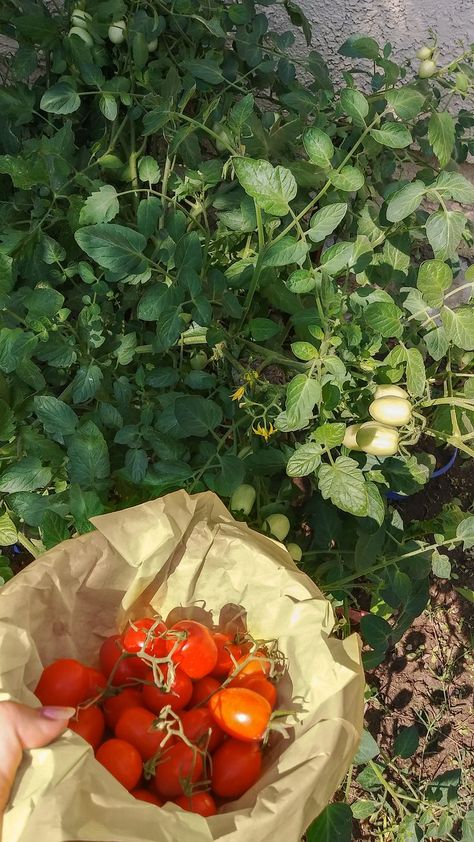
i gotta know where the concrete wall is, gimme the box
[268,0,474,69]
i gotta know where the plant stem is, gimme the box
[17,532,40,559]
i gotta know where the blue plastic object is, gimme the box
[386,448,458,502]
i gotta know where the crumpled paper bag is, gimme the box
[0,490,364,842]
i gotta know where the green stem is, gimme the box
[17,532,40,559]
[368,761,406,815]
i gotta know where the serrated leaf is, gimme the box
[79,185,119,225]
[365,301,404,338]
[233,158,297,216]
[249,318,281,340]
[125,449,148,483]
[424,326,449,361]
[405,348,425,398]
[34,395,79,437]
[138,156,160,184]
[386,86,426,119]
[366,481,385,526]
[228,93,254,134]
[426,210,466,261]
[75,224,147,276]
[428,111,455,167]
[71,364,103,404]
[286,442,323,476]
[371,122,412,149]
[329,166,364,192]
[308,203,347,243]
[67,421,110,487]
[0,457,51,493]
[286,374,321,423]
[462,810,474,841]
[174,396,223,437]
[318,456,368,516]
[303,127,334,168]
[40,511,69,550]
[441,306,474,350]
[393,725,419,758]
[99,93,117,122]
[417,260,453,308]
[313,423,346,447]
[386,181,426,222]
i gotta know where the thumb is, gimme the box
[6,702,75,751]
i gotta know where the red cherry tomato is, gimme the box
[103,688,144,730]
[180,707,224,753]
[211,739,262,798]
[83,668,107,701]
[190,676,220,707]
[210,632,242,678]
[69,705,105,750]
[123,618,167,658]
[131,788,163,806]
[96,739,142,791]
[154,742,203,799]
[209,688,271,741]
[142,665,192,714]
[233,650,271,680]
[175,791,217,817]
[35,659,90,707]
[99,634,148,687]
[115,706,171,761]
[166,621,217,679]
[229,674,277,708]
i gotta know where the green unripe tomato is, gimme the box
[69,26,93,46]
[264,513,290,542]
[212,122,232,153]
[190,351,208,370]
[356,422,399,456]
[147,38,158,51]
[98,153,124,170]
[416,46,432,61]
[108,20,126,44]
[342,424,362,451]
[455,72,469,92]
[179,312,192,325]
[369,396,412,427]
[287,543,303,562]
[374,384,408,400]
[230,484,256,516]
[418,59,436,79]
[71,9,92,29]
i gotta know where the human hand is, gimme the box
[0,701,73,840]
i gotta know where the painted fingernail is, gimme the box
[40,706,76,720]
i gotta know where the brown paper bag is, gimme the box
[0,490,364,842]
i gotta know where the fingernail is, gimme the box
[40,706,76,720]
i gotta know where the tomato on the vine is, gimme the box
[103,688,143,730]
[180,707,224,752]
[83,667,107,701]
[99,634,148,686]
[175,792,217,817]
[211,739,262,798]
[234,650,271,680]
[230,674,277,708]
[190,675,220,707]
[153,742,203,798]
[210,632,241,678]
[123,618,167,658]
[166,620,218,679]
[35,659,90,707]
[69,705,105,750]
[131,789,163,806]
[96,739,142,791]
[115,706,171,761]
[209,687,271,741]
[142,665,193,713]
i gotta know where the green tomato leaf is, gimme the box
[320,241,354,275]
[364,301,404,338]
[303,127,334,168]
[291,341,319,361]
[308,202,347,243]
[393,725,419,759]
[339,34,380,60]
[75,224,147,276]
[233,158,297,216]
[425,210,466,261]
[0,400,15,441]
[405,347,426,397]
[262,236,308,267]
[0,511,18,546]
[371,122,412,148]
[441,306,474,350]
[386,181,426,222]
[34,395,79,437]
[228,93,254,135]
[431,550,451,579]
[0,457,52,493]
[431,171,474,204]
[318,456,368,516]
[428,111,455,167]
[424,326,449,361]
[138,155,161,184]
[286,442,323,477]
[285,374,322,423]
[248,318,281,340]
[125,449,148,483]
[79,185,120,225]
[67,421,110,487]
[285,269,318,293]
[456,516,474,548]
[99,93,118,122]
[174,396,223,437]
[71,363,103,404]
[40,511,70,550]
[353,729,380,764]
[307,804,352,842]
[328,166,364,192]
[340,88,369,125]
[312,422,346,447]
[386,86,426,119]
[462,810,474,842]
[183,58,224,84]
[137,196,162,239]
[40,81,80,114]
[417,260,453,307]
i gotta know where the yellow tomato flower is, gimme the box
[244,369,259,385]
[231,385,245,401]
[252,421,277,441]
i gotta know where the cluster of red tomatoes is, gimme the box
[35,615,281,817]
